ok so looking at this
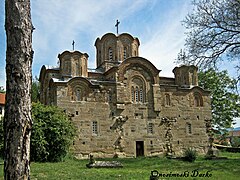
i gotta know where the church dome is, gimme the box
[94,33,140,71]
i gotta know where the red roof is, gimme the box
[0,93,6,105]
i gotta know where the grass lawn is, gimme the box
[0,151,240,179]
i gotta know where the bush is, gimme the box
[0,103,76,162]
[184,148,197,162]
[31,102,76,162]
[231,137,240,147]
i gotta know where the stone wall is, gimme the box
[39,33,211,159]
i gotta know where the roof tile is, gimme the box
[0,93,6,105]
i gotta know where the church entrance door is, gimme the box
[136,141,144,157]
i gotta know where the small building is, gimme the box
[0,93,6,119]
[39,32,212,158]
[229,128,240,137]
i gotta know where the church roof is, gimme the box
[87,68,104,73]
[94,32,140,46]
[51,78,67,83]
[0,93,6,105]
[58,50,89,59]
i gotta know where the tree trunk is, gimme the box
[4,0,33,179]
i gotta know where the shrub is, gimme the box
[184,147,197,162]
[231,137,240,147]
[31,102,76,162]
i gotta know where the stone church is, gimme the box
[39,32,212,159]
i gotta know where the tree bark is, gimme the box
[4,0,33,179]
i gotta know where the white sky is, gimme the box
[0,0,239,127]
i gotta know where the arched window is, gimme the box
[108,47,113,61]
[131,77,145,104]
[190,70,194,85]
[64,61,71,75]
[76,89,81,101]
[124,47,127,60]
[165,94,171,106]
[194,92,203,107]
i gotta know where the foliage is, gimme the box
[183,148,197,162]
[230,137,240,147]
[32,76,40,103]
[198,69,240,130]
[179,0,240,79]
[0,86,5,93]
[31,102,76,162]
[217,133,231,146]
[0,103,76,162]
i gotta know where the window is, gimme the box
[147,123,154,134]
[124,47,127,60]
[108,93,112,102]
[132,86,144,103]
[165,94,171,106]
[190,70,194,85]
[76,89,81,101]
[131,127,135,132]
[194,93,203,107]
[92,121,98,135]
[131,86,135,102]
[134,50,137,56]
[186,123,192,134]
[194,96,200,106]
[76,62,79,76]
[139,88,143,103]
[80,67,82,76]
[70,85,88,102]
[108,47,113,61]
[64,61,71,75]
[134,112,143,119]
[135,87,139,102]
[131,77,145,103]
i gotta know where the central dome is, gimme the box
[94,33,140,72]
